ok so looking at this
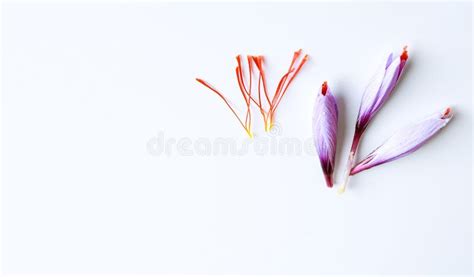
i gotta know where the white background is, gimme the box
[2,2,472,275]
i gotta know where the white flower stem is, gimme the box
[338,131,362,194]
[338,151,355,194]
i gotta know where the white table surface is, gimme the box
[2,2,472,274]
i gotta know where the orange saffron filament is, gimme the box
[321,81,328,96]
[196,49,309,136]
[401,46,409,61]
[442,107,452,119]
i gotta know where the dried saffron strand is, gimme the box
[252,56,272,106]
[252,49,309,131]
[235,55,256,134]
[197,55,256,138]
[245,56,269,126]
[250,56,272,130]
[196,49,308,136]
[195,78,253,138]
[271,49,303,107]
[273,51,309,111]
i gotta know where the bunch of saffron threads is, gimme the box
[312,47,453,192]
[196,49,309,137]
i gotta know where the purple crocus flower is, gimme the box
[339,47,409,193]
[351,107,453,175]
[312,81,338,187]
[355,47,409,137]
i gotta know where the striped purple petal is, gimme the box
[351,107,453,175]
[356,47,408,133]
[312,82,338,187]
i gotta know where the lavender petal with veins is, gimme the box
[313,82,338,187]
[351,107,453,175]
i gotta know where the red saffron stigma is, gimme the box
[442,107,452,119]
[321,81,328,96]
[196,50,309,135]
[401,46,409,61]
[195,77,253,137]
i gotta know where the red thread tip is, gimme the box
[401,46,409,61]
[321,81,328,96]
[442,107,452,119]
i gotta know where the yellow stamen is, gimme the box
[246,130,254,139]
[337,186,346,195]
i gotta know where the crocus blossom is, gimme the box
[351,107,453,175]
[339,47,409,193]
[312,82,338,187]
[355,47,409,135]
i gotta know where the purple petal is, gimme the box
[312,82,338,187]
[385,53,394,69]
[356,47,409,132]
[351,107,453,175]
